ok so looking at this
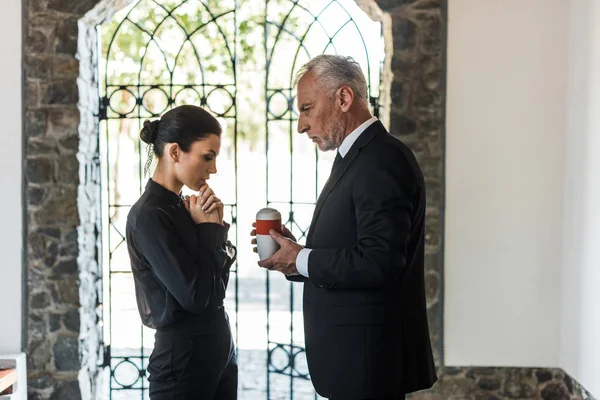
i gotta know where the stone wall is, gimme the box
[374,0,446,368]
[408,368,596,400]
[23,0,105,398]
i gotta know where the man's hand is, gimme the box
[257,229,303,276]
[250,222,297,251]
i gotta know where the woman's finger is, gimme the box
[200,188,214,204]
[198,184,209,196]
[205,201,223,214]
[202,194,217,211]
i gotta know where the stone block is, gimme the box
[26,157,55,184]
[55,17,78,55]
[56,154,80,184]
[47,107,80,136]
[53,56,80,79]
[49,379,82,400]
[392,18,418,51]
[27,81,41,108]
[25,109,47,138]
[49,313,62,332]
[56,278,80,304]
[391,79,409,110]
[59,135,80,154]
[416,12,442,56]
[541,382,571,400]
[26,29,51,54]
[424,270,440,305]
[28,138,60,157]
[375,0,417,12]
[31,292,51,309]
[411,0,442,10]
[28,187,47,207]
[28,338,52,370]
[52,259,78,278]
[64,308,81,333]
[43,81,79,105]
[53,335,80,371]
[32,186,78,226]
[26,54,53,79]
[390,111,417,135]
[47,0,100,15]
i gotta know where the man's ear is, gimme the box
[337,85,355,112]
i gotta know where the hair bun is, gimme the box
[140,120,160,144]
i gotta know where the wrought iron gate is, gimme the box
[97,0,383,398]
[263,1,383,399]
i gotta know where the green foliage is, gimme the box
[101,0,302,149]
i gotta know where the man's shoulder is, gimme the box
[363,129,417,164]
[356,129,424,188]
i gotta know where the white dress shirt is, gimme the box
[296,117,378,277]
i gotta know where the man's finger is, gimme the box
[251,238,257,245]
[269,229,287,244]
[250,229,256,236]
[258,256,275,269]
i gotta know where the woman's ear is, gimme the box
[167,143,180,163]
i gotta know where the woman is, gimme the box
[126,105,237,399]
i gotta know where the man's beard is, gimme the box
[319,110,345,151]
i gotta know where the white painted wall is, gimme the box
[445,0,568,367]
[446,1,600,395]
[560,0,600,395]
[0,0,22,354]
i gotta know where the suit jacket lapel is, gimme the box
[307,121,385,244]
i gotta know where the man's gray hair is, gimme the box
[294,55,369,103]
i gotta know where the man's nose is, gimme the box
[297,118,308,134]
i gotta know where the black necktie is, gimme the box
[331,150,342,173]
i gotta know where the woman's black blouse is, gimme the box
[126,179,236,329]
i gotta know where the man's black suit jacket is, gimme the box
[288,121,437,399]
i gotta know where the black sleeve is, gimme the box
[307,155,416,288]
[285,275,308,283]
[133,207,230,313]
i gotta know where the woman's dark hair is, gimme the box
[140,105,222,175]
